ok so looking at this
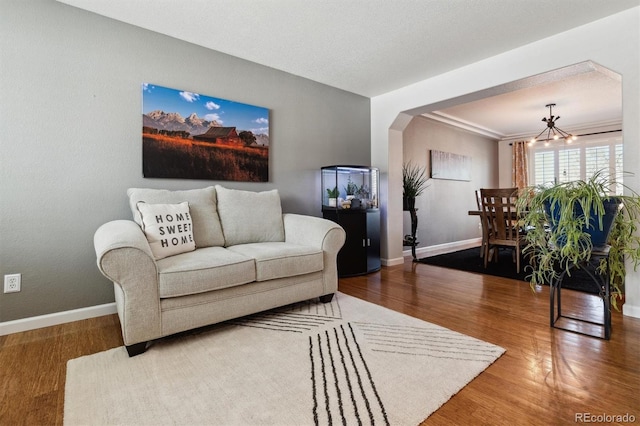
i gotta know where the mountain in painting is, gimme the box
[143,110,221,136]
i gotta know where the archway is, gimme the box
[385,61,622,263]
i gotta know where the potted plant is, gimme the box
[348,184,370,209]
[402,161,429,260]
[517,169,640,310]
[344,177,358,200]
[356,184,370,200]
[402,161,428,211]
[326,186,339,207]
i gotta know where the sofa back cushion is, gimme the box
[215,185,284,246]
[127,187,225,248]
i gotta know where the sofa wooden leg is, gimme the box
[125,342,148,357]
[319,293,334,303]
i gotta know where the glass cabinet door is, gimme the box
[321,165,379,210]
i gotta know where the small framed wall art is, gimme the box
[142,83,270,182]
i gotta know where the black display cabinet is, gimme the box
[321,165,381,277]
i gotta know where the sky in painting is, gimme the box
[142,83,269,135]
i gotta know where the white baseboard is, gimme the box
[0,303,117,336]
[623,303,640,319]
[403,238,482,259]
[382,257,405,266]
[380,239,481,266]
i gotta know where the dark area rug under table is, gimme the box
[417,247,600,294]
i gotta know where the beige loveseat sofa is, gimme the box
[94,185,346,356]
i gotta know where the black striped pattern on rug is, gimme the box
[228,297,343,333]
[286,298,343,318]
[309,323,389,426]
[354,322,504,362]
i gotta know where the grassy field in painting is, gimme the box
[143,133,268,182]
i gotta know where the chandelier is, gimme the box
[529,103,577,145]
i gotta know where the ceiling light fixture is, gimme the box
[529,103,577,146]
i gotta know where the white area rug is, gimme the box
[64,293,505,425]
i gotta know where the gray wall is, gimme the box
[0,0,371,322]
[402,116,498,248]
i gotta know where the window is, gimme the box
[558,148,580,183]
[534,151,555,186]
[585,145,610,178]
[530,134,623,194]
[615,144,624,195]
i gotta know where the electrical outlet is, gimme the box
[4,274,21,293]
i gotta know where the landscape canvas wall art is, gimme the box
[142,83,270,182]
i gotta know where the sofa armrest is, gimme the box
[94,220,155,279]
[283,214,345,296]
[94,220,161,345]
[283,213,346,254]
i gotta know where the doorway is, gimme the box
[393,61,622,260]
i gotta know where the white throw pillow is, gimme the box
[127,187,224,248]
[136,202,196,260]
[215,185,285,246]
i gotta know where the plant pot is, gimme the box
[328,198,337,207]
[403,196,416,211]
[544,198,621,249]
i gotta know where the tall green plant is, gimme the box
[344,177,358,196]
[517,169,640,310]
[402,161,428,198]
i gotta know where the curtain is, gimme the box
[512,141,529,189]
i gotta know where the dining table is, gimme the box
[468,209,526,218]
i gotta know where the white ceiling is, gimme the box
[428,66,622,140]
[57,0,635,139]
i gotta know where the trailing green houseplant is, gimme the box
[517,169,640,310]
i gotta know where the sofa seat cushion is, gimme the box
[227,242,323,282]
[157,247,255,298]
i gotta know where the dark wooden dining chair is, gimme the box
[475,189,487,258]
[479,188,522,273]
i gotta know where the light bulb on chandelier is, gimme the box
[528,103,577,145]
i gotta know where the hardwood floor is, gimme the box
[1,261,639,425]
[0,314,123,425]
[340,262,640,425]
